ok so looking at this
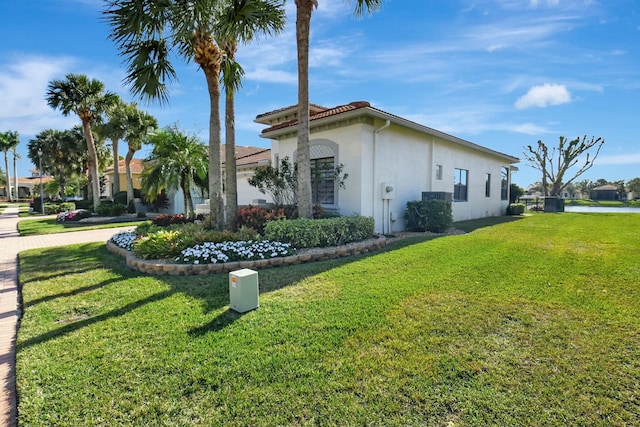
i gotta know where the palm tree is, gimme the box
[104,0,285,229]
[141,125,208,219]
[122,103,157,204]
[219,1,285,230]
[0,131,20,201]
[46,74,118,211]
[12,145,20,201]
[96,95,127,196]
[294,0,380,218]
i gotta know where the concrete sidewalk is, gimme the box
[0,206,134,427]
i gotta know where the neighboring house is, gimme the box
[103,158,145,198]
[590,184,619,201]
[172,145,273,216]
[256,101,519,234]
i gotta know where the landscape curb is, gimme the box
[106,235,388,276]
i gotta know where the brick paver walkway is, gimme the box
[0,206,134,427]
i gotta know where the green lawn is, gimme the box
[17,217,145,236]
[17,213,640,426]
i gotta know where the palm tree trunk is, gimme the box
[13,153,18,201]
[204,68,224,230]
[295,0,314,219]
[4,153,11,202]
[181,177,194,220]
[81,121,101,212]
[225,83,238,230]
[125,147,135,204]
[112,137,120,196]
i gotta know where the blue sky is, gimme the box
[1,0,639,188]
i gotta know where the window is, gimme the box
[501,167,509,200]
[435,164,443,180]
[311,157,336,205]
[485,173,491,197]
[454,168,468,202]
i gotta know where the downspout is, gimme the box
[373,120,391,234]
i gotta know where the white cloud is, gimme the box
[515,83,572,109]
[597,153,640,165]
[0,55,79,135]
[244,67,297,84]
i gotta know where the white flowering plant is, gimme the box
[110,231,137,251]
[175,240,295,265]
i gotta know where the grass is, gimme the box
[17,217,145,236]
[565,199,640,207]
[17,213,640,426]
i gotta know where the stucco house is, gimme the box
[103,158,144,198]
[256,101,519,234]
[590,184,619,201]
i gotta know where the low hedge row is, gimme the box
[264,215,375,248]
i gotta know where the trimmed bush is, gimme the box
[151,214,189,227]
[114,191,128,206]
[264,215,375,248]
[96,201,127,216]
[405,200,453,233]
[507,203,525,215]
[236,205,286,235]
[59,202,76,212]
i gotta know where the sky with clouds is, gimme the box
[1,0,639,187]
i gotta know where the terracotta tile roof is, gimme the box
[255,103,328,121]
[260,101,371,134]
[104,158,144,174]
[221,146,270,166]
[104,146,271,173]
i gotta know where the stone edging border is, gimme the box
[106,235,388,276]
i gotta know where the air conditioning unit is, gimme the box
[422,191,453,202]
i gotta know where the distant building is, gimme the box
[590,184,619,201]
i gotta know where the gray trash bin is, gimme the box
[229,268,259,313]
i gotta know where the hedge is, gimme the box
[264,215,375,248]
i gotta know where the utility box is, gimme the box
[229,268,259,313]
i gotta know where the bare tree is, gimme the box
[523,136,604,197]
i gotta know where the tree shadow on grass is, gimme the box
[453,215,526,233]
[18,243,124,285]
[18,233,472,348]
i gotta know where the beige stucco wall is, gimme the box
[267,117,513,233]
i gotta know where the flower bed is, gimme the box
[107,232,388,276]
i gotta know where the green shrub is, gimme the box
[134,221,158,237]
[44,202,59,215]
[236,205,286,234]
[96,202,127,216]
[507,203,525,215]
[114,191,128,206]
[152,214,189,227]
[59,202,76,212]
[264,215,375,248]
[405,200,453,233]
[133,230,184,259]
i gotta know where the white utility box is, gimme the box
[229,268,259,313]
